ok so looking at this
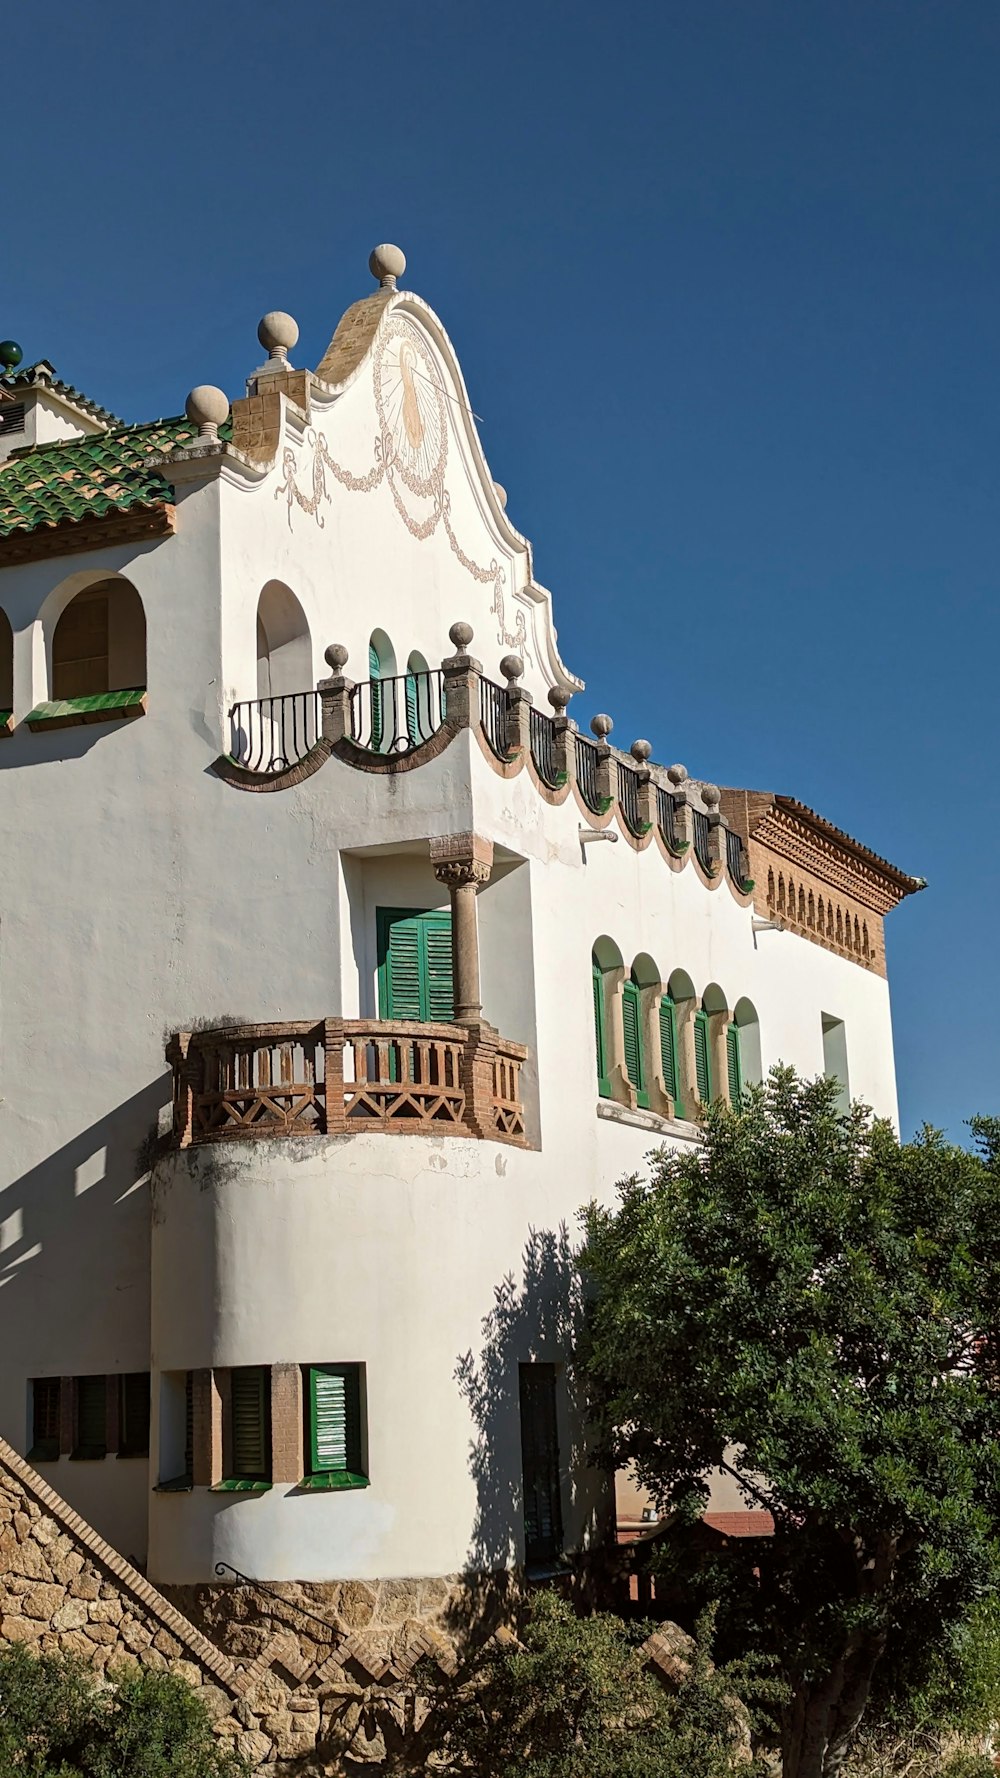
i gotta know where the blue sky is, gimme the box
[5,1,997,1140]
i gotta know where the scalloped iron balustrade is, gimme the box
[617,762,645,836]
[528,707,561,789]
[350,671,444,754]
[656,786,679,850]
[692,809,712,873]
[575,736,604,815]
[229,692,321,773]
[479,677,510,761]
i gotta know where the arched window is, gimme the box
[0,607,12,724]
[659,990,681,1114]
[405,650,431,747]
[732,997,763,1093]
[256,582,311,699]
[51,577,145,701]
[368,629,397,752]
[665,969,696,1117]
[623,954,658,1111]
[592,939,623,1100]
[697,983,728,1106]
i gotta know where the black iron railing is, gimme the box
[692,809,712,873]
[726,827,746,887]
[575,736,604,815]
[229,691,321,773]
[529,708,561,789]
[656,786,679,850]
[480,677,510,761]
[349,670,444,754]
[617,761,644,835]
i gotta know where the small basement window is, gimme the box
[301,1364,368,1490]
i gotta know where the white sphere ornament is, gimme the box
[185,385,229,440]
[257,311,299,358]
[370,243,406,287]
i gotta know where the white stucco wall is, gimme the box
[0,287,902,1581]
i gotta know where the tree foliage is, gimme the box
[578,1071,1000,1778]
[445,1590,767,1777]
[0,1643,245,1778]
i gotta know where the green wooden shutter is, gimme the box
[404,672,418,744]
[659,995,683,1116]
[694,1009,712,1104]
[120,1372,150,1456]
[377,909,454,1022]
[75,1376,106,1456]
[519,1364,563,1565]
[369,641,383,749]
[231,1366,269,1478]
[308,1366,364,1477]
[593,961,610,1098]
[727,1023,743,1106]
[622,978,648,1107]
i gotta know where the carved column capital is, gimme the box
[433,858,492,890]
[429,832,494,885]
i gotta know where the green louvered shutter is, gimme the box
[694,1010,712,1104]
[622,979,648,1107]
[231,1366,269,1478]
[659,995,682,1115]
[369,641,383,749]
[727,1023,743,1106]
[404,672,418,744]
[519,1364,563,1564]
[377,909,453,1022]
[75,1376,107,1456]
[593,961,610,1098]
[424,916,455,1022]
[309,1366,364,1477]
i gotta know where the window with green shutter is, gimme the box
[30,1378,61,1462]
[622,976,649,1108]
[727,1023,743,1106]
[229,1366,270,1481]
[301,1364,367,1490]
[74,1376,107,1459]
[694,1009,712,1104]
[369,639,384,749]
[377,908,454,1023]
[119,1372,150,1457]
[659,995,683,1116]
[519,1363,563,1565]
[592,957,611,1098]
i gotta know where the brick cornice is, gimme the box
[0,504,175,567]
[754,808,901,915]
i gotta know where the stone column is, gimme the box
[318,644,354,743]
[548,687,576,789]
[430,834,494,1025]
[439,621,482,732]
[500,654,532,757]
[703,783,725,874]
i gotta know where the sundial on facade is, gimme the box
[375,317,448,497]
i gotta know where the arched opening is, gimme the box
[368,629,397,752]
[592,938,623,1101]
[696,982,728,1107]
[663,970,696,1118]
[256,582,311,699]
[733,996,763,1093]
[623,954,659,1111]
[405,649,433,747]
[51,577,145,701]
[0,608,12,718]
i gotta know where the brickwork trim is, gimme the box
[0,1435,240,1693]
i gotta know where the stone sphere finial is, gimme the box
[493,481,508,509]
[325,643,349,672]
[370,243,406,288]
[590,713,613,740]
[185,384,229,441]
[257,311,299,360]
[631,738,652,763]
[666,762,689,786]
[702,782,721,810]
[500,654,524,682]
[547,685,571,713]
[0,340,22,371]
[449,620,474,651]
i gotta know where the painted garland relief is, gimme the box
[275,316,532,661]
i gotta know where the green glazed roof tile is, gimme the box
[0,416,199,538]
[0,359,123,426]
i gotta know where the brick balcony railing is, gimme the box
[166,1018,529,1149]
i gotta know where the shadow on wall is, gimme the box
[0,1074,170,1385]
[452,1224,606,1634]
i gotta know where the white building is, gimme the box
[0,248,921,1613]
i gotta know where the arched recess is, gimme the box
[368,629,397,752]
[694,982,728,1108]
[50,576,146,700]
[733,997,763,1090]
[622,953,659,1110]
[256,581,311,699]
[592,938,624,1101]
[0,608,12,716]
[405,649,433,745]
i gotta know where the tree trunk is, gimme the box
[782,1637,886,1778]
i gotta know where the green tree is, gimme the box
[445,1590,765,1777]
[578,1071,1000,1778]
[0,1643,246,1778]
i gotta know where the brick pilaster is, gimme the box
[192,1369,222,1487]
[270,1364,303,1485]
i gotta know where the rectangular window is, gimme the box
[822,1015,850,1115]
[73,1375,107,1459]
[302,1364,367,1489]
[376,907,453,1022]
[726,1023,743,1105]
[659,996,683,1116]
[118,1372,150,1458]
[621,981,649,1109]
[155,1370,194,1490]
[593,964,611,1099]
[229,1365,270,1481]
[30,1378,61,1462]
[519,1362,563,1566]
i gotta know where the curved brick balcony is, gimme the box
[166,1018,528,1149]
